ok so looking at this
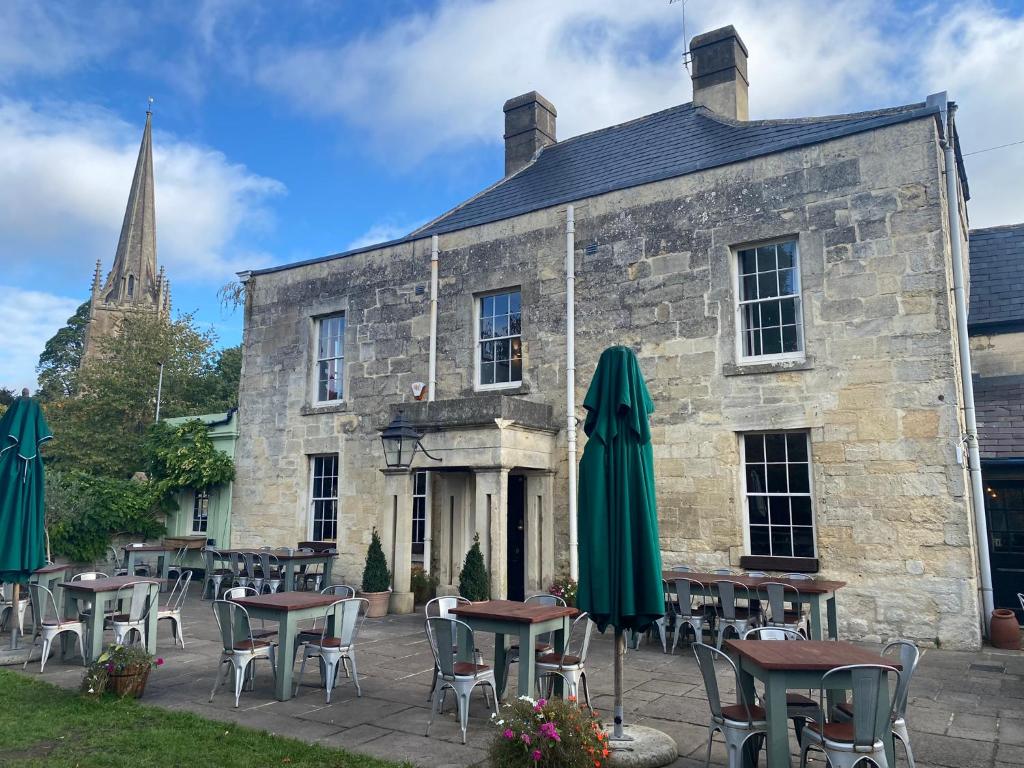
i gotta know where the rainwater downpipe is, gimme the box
[941,98,995,636]
[566,206,579,582]
[424,234,439,575]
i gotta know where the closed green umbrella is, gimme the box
[576,346,663,740]
[0,394,51,586]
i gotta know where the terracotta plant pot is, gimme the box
[361,590,390,618]
[990,609,1022,650]
[107,665,151,698]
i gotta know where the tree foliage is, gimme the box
[36,302,90,400]
[361,529,391,593]
[145,420,235,501]
[44,312,239,477]
[459,534,490,602]
[0,387,17,406]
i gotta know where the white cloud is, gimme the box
[0,99,286,281]
[0,286,81,390]
[345,220,427,251]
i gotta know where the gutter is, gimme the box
[566,205,579,581]
[424,235,439,575]
[933,91,995,636]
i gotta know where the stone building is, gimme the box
[233,26,988,648]
[82,108,170,363]
[969,223,1024,620]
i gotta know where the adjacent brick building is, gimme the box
[233,26,986,648]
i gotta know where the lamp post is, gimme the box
[379,410,441,469]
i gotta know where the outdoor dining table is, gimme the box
[230,592,341,701]
[449,599,577,699]
[725,639,900,768]
[221,549,336,593]
[59,575,161,663]
[123,544,174,590]
[664,570,846,640]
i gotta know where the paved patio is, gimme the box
[10,586,1024,768]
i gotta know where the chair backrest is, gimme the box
[761,582,800,625]
[692,642,759,725]
[127,542,146,549]
[316,598,368,647]
[424,595,469,619]
[783,572,814,581]
[710,567,734,575]
[743,626,804,641]
[1018,593,1024,613]
[166,569,193,611]
[224,585,260,600]
[108,546,123,569]
[424,616,474,678]
[211,600,254,652]
[525,593,566,607]
[555,612,593,667]
[714,580,750,620]
[882,640,919,718]
[259,552,281,577]
[674,578,706,617]
[819,664,899,748]
[71,571,107,582]
[232,552,249,576]
[115,581,158,624]
[243,551,262,575]
[27,582,61,626]
[321,584,355,598]
[744,571,768,578]
[672,564,692,572]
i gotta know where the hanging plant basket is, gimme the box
[107,664,151,698]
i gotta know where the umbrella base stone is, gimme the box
[607,725,678,767]
[0,643,44,667]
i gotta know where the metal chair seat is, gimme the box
[536,651,580,665]
[233,639,273,651]
[453,661,491,675]
[719,703,767,723]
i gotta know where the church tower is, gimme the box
[82,106,169,363]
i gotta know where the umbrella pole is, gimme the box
[9,583,19,650]
[613,627,626,740]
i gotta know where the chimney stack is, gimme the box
[690,25,749,121]
[503,91,556,176]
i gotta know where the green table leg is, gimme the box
[275,612,298,700]
[493,632,507,697]
[86,598,105,663]
[145,585,159,656]
[322,557,334,586]
[551,617,568,699]
[283,562,297,592]
[808,595,823,640]
[764,671,792,768]
[515,626,533,699]
[826,594,838,640]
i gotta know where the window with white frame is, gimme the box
[736,240,803,360]
[192,490,209,534]
[309,455,339,541]
[742,432,815,558]
[316,314,345,402]
[477,290,522,387]
[412,470,427,557]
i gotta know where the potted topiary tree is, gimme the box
[459,534,490,603]
[360,528,391,617]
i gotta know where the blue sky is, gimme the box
[1,0,1023,389]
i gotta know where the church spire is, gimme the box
[100,105,158,307]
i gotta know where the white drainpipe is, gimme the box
[566,206,579,581]
[939,95,995,636]
[424,234,440,574]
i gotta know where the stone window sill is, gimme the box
[723,357,814,377]
[739,555,819,574]
[301,401,349,416]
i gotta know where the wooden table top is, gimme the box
[451,599,578,624]
[664,571,846,594]
[297,541,336,552]
[725,640,902,672]
[123,544,172,553]
[60,576,161,593]
[33,563,70,575]
[231,592,341,612]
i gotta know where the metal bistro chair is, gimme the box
[23,583,86,673]
[0,582,30,641]
[501,593,567,695]
[258,552,284,594]
[224,586,277,640]
[425,596,484,701]
[693,642,766,768]
[713,580,758,649]
[166,546,190,582]
[201,547,233,600]
[742,626,821,746]
[672,578,710,652]
[784,573,815,635]
[535,611,594,706]
[321,584,356,598]
[241,551,264,594]
[424,616,498,744]
[294,597,368,702]
[124,543,155,576]
[209,599,278,708]
[232,551,252,591]
[70,571,113,630]
[760,581,805,635]
[834,640,920,768]
[111,581,159,647]
[158,570,193,648]
[800,663,900,768]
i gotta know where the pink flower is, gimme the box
[531,749,542,761]
[503,729,514,740]
[521,733,532,745]
[156,658,164,666]
[534,698,547,711]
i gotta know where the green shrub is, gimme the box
[46,471,165,563]
[458,534,489,602]
[411,565,439,605]
[361,529,391,593]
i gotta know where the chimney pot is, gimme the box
[690,25,749,121]
[503,91,556,176]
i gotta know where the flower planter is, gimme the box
[361,590,390,618]
[991,609,1022,650]
[107,665,151,698]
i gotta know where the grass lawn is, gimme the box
[0,670,410,768]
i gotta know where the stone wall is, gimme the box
[235,113,982,648]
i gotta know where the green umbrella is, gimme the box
[0,394,51,586]
[576,346,663,740]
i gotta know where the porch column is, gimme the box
[525,471,556,593]
[473,467,509,600]
[381,469,414,614]
[541,471,555,589]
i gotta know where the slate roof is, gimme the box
[253,100,940,276]
[975,375,1024,460]
[968,223,1024,333]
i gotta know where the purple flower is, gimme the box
[156,658,164,666]
[503,729,514,740]
[521,733,532,745]
[539,721,561,742]
[531,749,542,761]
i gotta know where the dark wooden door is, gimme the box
[983,467,1024,620]
[507,475,526,602]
